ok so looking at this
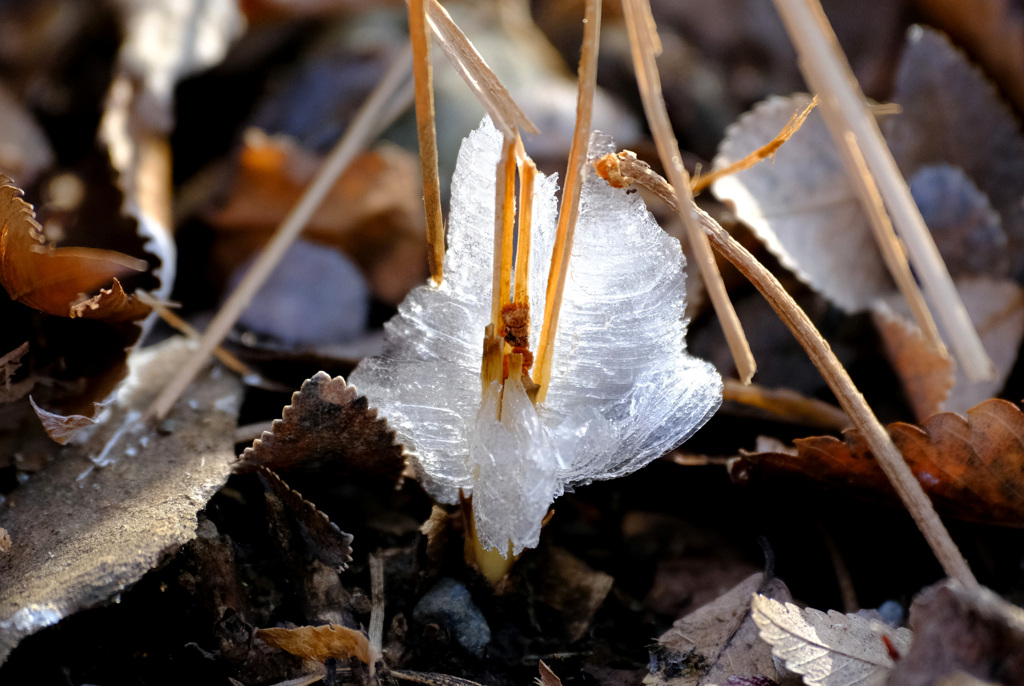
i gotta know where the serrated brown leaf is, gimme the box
[0,179,150,320]
[751,594,912,686]
[741,398,1024,526]
[257,624,371,665]
[238,371,405,482]
[258,466,354,573]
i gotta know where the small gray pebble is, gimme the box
[412,578,490,656]
[229,239,369,346]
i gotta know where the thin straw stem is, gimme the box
[147,47,414,420]
[409,0,445,284]
[424,0,537,137]
[771,0,993,382]
[621,0,756,384]
[491,136,516,328]
[514,153,536,304]
[606,152,976,587]
[532,0,600,402]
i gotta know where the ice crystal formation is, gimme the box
[349,118,722,555]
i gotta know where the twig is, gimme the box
[600,152,977,587]
[620,0,756,384]
[136,292,251,377]
[723,378,850,430]
[146,46,414,420]
[691,96,818,193]
[533,0,600,401]
[424,0,537,137]
[771,0,993,382]
[410,0,445,284]
[368,553,385,672]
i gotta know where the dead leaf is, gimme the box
[872,302,955,422]
[885,26,1024,280]
[238,371,406,482]
[207,131,427,304]
[0,178,151,319]
[0,336,243,664]
[875,277,1024,420]
[538,661,563,686]
[751,594,912,686]
[258,466,354,573]
[646,573,788,686]
[534,545,615,643]
[890,579,1024,685]
[712,93,893,312]
[911,0,1024,120]
[908,165,1009,280]
[740,398,1024,527]
[257,623,371,665]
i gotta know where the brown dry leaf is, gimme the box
[741,398,1024,527]
[645,573,788,686]
[910,0,1024,135]
[0,336,243,664]
[875,277,1024,421]
[207,130,427,304]
[538,661,563,686]
[885,26,1024,280]
[258,466,354,573]
[711,93,893,313]
[0,179,150,320]
[257,623,371,665]
[752,594,912,686]
[534,546,615,643]
[889,579,1024,685]
[238,371,406,482]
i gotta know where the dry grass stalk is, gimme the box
[722,378,850,431]
[136,292,251,377]
[424,0,537,137]
[601,151,977,587]
[691,96,819,193]
[620,0,756,385]
[146,47,415,420]
[532,0,601,402]
[409,0,445,284]
[771,0,993,382]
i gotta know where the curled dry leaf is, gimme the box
[257,623,371,665]
[0,336,243,664]
[711,93,893,313]
[751,594,912,686]
[0,179,150,320]
[258,466,354,573]
[238,371,406,483]
[646,573,789,686]
[740,398,1024,527]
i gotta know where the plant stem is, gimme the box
[604,152,977,587]
[146,47,414,421]
[621,0,757,385]
[771,0,993,382]
[409,0,445,284]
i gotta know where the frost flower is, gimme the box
[349,118,722,556]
